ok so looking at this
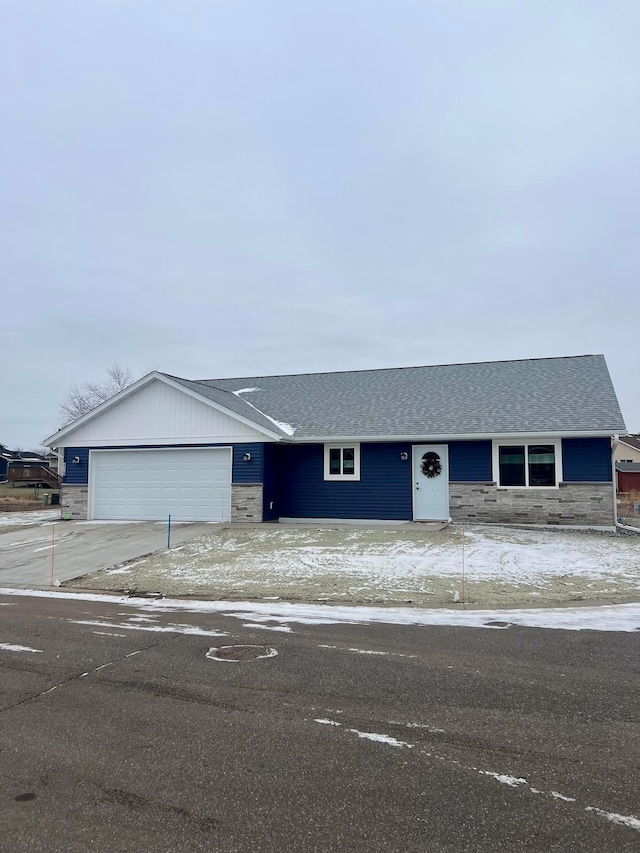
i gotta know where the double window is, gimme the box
[324,444,360,481]
[493,440,560,488]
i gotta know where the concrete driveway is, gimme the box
[0,521,217,588]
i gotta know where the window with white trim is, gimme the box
[493,440,561,488]
[324,444,360,481]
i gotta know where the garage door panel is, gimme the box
[90,449,231,522]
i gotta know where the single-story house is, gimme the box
[0,445,47,480]
[0,443,13,480]
[43,354,625,529]
[616,461,640,494]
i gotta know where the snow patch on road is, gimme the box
[586,807,640,831]
[389,721,445,733]
[0,643,43,653]
[348,729,414,748]
[67,619,228,637]
[550,791,576,802]
[478,770,528,787]
[3,588,640,633]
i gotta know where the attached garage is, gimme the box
[89,448,232,522]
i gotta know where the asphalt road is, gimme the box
[0,592,639,852]
[0,521,215,587]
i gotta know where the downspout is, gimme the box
[612,435,619,526]
[612,434,640,533]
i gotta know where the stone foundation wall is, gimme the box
[449,482,615,527]
[61,483,265,522]
[60,484,88,520]
[231,483,263,522]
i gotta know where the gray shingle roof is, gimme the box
[616,461,640,472]
[164,375,288,437]
[167,355,625,440]
[619,435,640,451]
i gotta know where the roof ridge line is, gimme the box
[194,354,603,383]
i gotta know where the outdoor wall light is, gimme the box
[400,452,408,461]
[72,456,81,464]
[243,452,251,461]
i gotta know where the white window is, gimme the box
[324,444,361,481]
[492,439,561,488]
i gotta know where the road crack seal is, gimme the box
[310,717,640,833]
[0,633,180,715]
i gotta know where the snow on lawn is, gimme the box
[0,510,60,529]
[66,524,640,607]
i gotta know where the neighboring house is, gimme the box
[6,451,61,489]
[0,443,13,480]
[43,354,625,529]
[1,445,58,482]
[14,451,47,462]
[44,450,64,475]
[615,435,640,464]
[616,462,640,494]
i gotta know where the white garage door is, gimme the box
[89,448,232,522]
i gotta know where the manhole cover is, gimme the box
[206,645,278,662]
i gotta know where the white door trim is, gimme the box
[412,444,450,521]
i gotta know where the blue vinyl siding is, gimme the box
[448,441,492,481]
[232,443,264,483]
[262,444,281,521]
[64,448,90,483]
[562,437,612,482]
[63,444,266,485]
[277,443,413,520]
[63,438,611,519]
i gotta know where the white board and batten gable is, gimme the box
[50,376,274,448]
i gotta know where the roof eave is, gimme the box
[289,429,621,442]
[618,438,640,452]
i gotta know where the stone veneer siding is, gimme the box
[231,483,263,522]
[60,484,88,520]
[62,483,263,522]
[449,482,614,527]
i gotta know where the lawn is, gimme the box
[0,483,41,504]
[66,523,640,607]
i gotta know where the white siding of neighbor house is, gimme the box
[56,379,270,447]
[615,442,640,464]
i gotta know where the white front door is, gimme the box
[412,445,449,521]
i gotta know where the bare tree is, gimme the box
[59,363,137,426]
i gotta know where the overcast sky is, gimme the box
[1,0,639,450]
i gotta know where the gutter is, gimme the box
[293,430,620,443]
